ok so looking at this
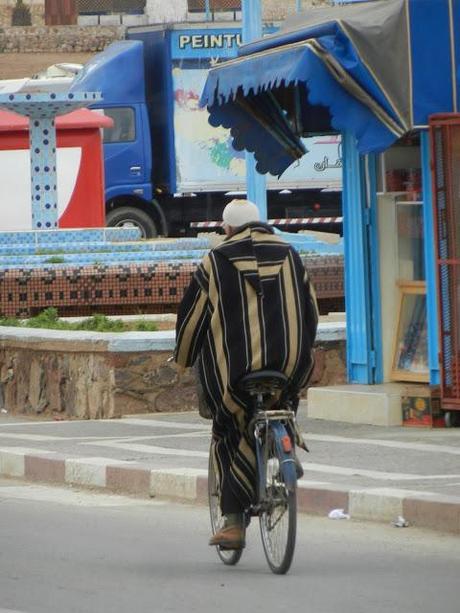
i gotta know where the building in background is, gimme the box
[0,0,44,26]
[45,0,77,25]
[0,0,331,27]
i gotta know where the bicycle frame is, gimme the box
[251,406,298,509]
[211,373,299,574]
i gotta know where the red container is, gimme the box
[386,169,407,191]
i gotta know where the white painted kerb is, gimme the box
[0,321,345,353]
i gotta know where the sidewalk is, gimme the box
[0,405,459,534]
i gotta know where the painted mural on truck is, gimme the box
[171,29,342,192]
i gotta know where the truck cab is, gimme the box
[71,41,160,237]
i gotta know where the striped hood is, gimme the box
[214,222,289,296]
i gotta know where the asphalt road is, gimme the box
[0,479,458,613]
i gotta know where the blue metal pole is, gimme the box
[205,0,211,21]
[420,130,440,385]
[342,131,375,384]
[241,0,267,220]
[365,153,383,384]
[296,0,302,12]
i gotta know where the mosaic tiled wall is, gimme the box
[0,255,343,318]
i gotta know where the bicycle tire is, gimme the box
[259,433,297,575]
[208,445,243,566]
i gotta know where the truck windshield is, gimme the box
[99,107,136,143]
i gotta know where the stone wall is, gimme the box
[262,0,328,22]
[0,345,197,418]
[0,0,331,29]
[145,0,188,23]
[0,24,124,52]
[0,0,332,50]
[0,330,346,419]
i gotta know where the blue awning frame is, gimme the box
[200,0,460,178]
[201,38,403,176]
[201,40,405,176]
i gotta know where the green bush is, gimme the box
[26,307,61,328]
[0,308,158,333]
[75,314,125,333]
[133,320,159,332]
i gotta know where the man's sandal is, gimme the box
[209,525,245,550]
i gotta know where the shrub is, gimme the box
[0,308,158,333]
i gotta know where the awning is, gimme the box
[201,0,460,176]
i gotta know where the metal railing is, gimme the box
[430,116,460,407]
[76,0,145,14]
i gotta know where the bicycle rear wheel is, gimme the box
[259,434,297,574]
[208,446,243,566]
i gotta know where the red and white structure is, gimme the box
[0,108,112,231]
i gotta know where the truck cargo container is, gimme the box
[71,23,342,237]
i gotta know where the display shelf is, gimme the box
[391,281,429,382]
[395,197,425,282]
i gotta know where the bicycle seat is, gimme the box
[237,370,289,395]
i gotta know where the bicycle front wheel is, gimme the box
[208,445,243,566]
[259,435,297,574]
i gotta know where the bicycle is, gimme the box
[208,370,299,575]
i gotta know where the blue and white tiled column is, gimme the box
[30,117,57,229]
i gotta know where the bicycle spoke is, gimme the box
[208,445,243,566]
[259,436,297,574]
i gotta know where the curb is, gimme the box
[1,448,459,534]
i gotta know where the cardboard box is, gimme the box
[401,385,444,427]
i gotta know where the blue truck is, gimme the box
[71,24,342,238]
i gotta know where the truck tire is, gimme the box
[106,207,158,239]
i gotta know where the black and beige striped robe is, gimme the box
[175,222,318,510]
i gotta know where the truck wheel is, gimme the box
[106,207,158,239]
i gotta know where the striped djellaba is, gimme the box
[175,222,318,511]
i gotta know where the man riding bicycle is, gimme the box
[174,199,318,550]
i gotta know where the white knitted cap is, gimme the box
[222,199,260,227]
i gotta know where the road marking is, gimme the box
[80,440,209,458]
[0,420,71,427]
[104,432,209,442]
[0,432,209,443]
[0,446,56,455]
[0,433,135,442]
[431,481,460,488]
[0,484,165,508]
[0,418,208,430]
[303,433,460,456]
[76,439,459,480]
[301,462,460,481]
[121,418,210,430]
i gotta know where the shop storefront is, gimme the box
[200,0,460,425]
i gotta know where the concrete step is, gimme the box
[0,227,141,246]
[0,248,208,268]
[0,238,210,256]
[307,384,407,426]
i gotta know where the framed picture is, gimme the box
[391,281,429,382]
